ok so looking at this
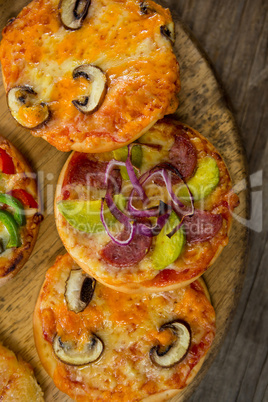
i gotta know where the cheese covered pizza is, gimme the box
[0,342,44,401]
[0,136,42,287]
[34,253,216,402]
[55,119,239,293]
[0,0,180,153]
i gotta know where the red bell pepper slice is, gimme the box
[9,189,38,209]
[0,149,15,174]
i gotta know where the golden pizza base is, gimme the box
[55,119,238,293]
[0,342,44,401]
[33,253,215,402]
[0,136,42,287]
[0,0,180,153]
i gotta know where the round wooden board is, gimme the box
[0,1,249,401]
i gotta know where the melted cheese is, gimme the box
[0,0,180,152]
[56,120,235,288]
[0,143,40,281]
[38,254,216,401]
[0,343,44,401]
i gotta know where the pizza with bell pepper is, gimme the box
[55,119,239,293]
[0,136,42,286]
[33,253,216,402]
[0,0,180,153]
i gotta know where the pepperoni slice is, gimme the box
[183,210,223,243]
[64,153,121,191]
[152,170,182,187]
[101,229,152,267]
[169,133,197,180]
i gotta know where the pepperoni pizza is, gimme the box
[55,119,239,293]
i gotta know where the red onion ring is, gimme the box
[100,198,136,246]
[126,145,146,200]
[137,202,171,237]
[105,159,126,186]
[103,156,195,243]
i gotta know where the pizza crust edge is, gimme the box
[0,135,42,286]
[54,120,236,293]
[0,342,44,401]
[33,265,212,401]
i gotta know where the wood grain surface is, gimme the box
[0,0,260,401]
[168,1,267,402]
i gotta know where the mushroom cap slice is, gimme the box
[160,22,175,45]
[59,0,91,30]
[65,269,96,313]
[53,334,104,366]
[150,320,191,368]
[72,64,107,114]
[139,1,156,15]
[7,86,49,129]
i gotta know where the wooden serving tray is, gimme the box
[0,1,249,401]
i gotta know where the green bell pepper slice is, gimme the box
[113,144,142,180]
[0,193,25,226]
[177,156,220,202]
[152,211,185,270]
[0,210,20,248]
[57,194,126,233]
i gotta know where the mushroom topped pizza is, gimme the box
[34,253,216,402]
[55,119,239,293]
[0,0,180,153]
[0,136,42,287]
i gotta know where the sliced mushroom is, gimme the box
[6,17,16,27]
[65,269,96,313]
[7,86,49,129]
[150,320,191,368]
[53,334,104,365]
[139,1,149,14]
[139,1,155,15]
[160,23,175,45]
[72,64,107,114]
[59,0,91,30]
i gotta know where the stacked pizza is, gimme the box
[0,0,239,401]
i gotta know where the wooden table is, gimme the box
[0,1,266,402]
[166,1,267,401]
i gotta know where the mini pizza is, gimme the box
[0,342,44,401]
[34,253,216,402]
[55,119,239,293]
[0,0,180,153]
[0,136,42,287]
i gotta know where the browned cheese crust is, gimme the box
[55,119,239,293]
[33,253,216,402]
[0,0,180,153]
[0,342,44,401]
[0,136,42,286]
